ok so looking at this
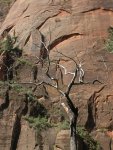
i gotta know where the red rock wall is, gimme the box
[0,0,113,150]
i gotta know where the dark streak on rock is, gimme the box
[23,15,30,18]
[0,88,10,118]
[81,7,113,14]
[22,4,29,14]
[85,86,106,132]
[17,4,30,19]
[10,95,28,150]
[24,32,31,46]
[10,115,21,150]
[48,33,83,50]
[81,7,101,13]
[37,12,60,30]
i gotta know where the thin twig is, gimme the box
[55,50,78,66]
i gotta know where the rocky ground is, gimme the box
[0,0,113,150]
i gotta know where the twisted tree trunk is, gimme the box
[62,93,78,150]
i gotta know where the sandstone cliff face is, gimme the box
[0,0,113,150]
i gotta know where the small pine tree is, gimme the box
[0,34,22,81]
[4,35,13,52]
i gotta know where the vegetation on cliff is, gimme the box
[0,0,13,24]
[106,27,113,53]
[0,33,102,150]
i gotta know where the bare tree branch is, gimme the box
[55,50,78,66]
[57,63,75,75]
[66,68,77,95]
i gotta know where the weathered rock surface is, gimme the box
[0,0,113,150]
[54,130,70,150]
[0,0,14,28]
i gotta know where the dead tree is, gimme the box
[33,41,85,150]
[15,32,85,149]
[46,60,79,150]
[31,62,79,150]
[77,63,84,83]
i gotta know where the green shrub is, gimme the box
[77,127,100,150]
[9,82,33,94]
[57,120,70,130]
[10,83,23,92]
[1,35,13,52]
[106,27,113,53]
[0,0,11,5]
[0,34,22,56]
[26,92,35,101]
[16,57,33,66]
[24,116,51,132]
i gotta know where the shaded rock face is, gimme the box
[0,0,113,150]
